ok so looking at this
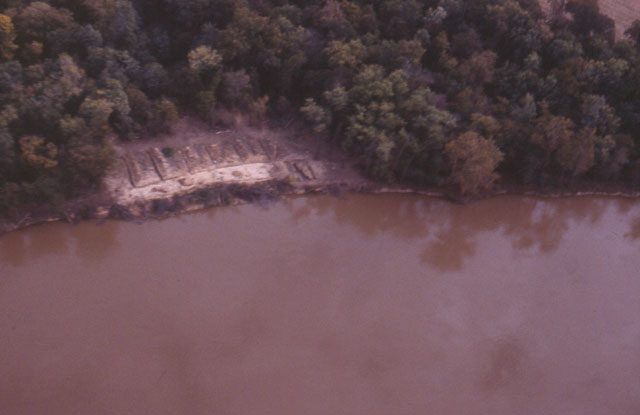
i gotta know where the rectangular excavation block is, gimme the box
[123,152,162,188]
[232,139,249,161]
[184,145,213,173]
[243,138,269,163]
[275,141,288,159]
[204,143,222,163]
[259,139,280,160]
[292,161,315,180]
[169,148,189,175]
[217,141,243,167]
[244,138,262,156]
[149,147,189,180]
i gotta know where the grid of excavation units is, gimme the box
[122,137,288,188]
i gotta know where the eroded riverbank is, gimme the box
[2,118,640,235]
[0,119,373,234]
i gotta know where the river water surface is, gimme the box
[1,194,640,414]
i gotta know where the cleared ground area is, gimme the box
[103,118,366,207]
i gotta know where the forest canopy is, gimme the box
[1,0,640,213]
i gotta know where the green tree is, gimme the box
[217,6,281,69]
[301,98,331,134]
[581,94,620,136]
[78,97,113,134]
[149,97,178,134]
[325,39,367,71]
[377,0,423,40]
[139,62,168,98]
[625,20,640,45]
[0,127,15,175]
[555,126,596,177]
[219,70,251,108]
[454,50,497,87]
[444,131,504,194]
[0,14,17,61]
[485,0,552,60]
[0,181,20,213]
[12,2,76,44]
[313,0,354,39]
[64,140,114,187]
[566,0,615,42]
[108,0,139,49]
[323,86,348,113]
[19,136,58,171]
[188,45,222,76]
[125,84,152,133]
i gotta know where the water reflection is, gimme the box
[608,198,640,240]
[0,223,70,267]
[626,217,640,240]
[284,195,433,240]
[69,221,119,262]
[2,194,640,414]
[283,194,634,271]
[2,195,639,274]
[0,231,27,267]
[482,336,527,392]
[0,220,119,268]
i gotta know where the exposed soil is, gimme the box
[3,115,640,235]
[102,117,370,211]
[0,117,374,234]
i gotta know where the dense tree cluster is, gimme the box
[300,0,640,192]
[1,0,640,213]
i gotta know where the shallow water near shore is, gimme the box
[1,194,640,414]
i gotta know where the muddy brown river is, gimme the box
[1,194,640,414]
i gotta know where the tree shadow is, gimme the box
[613,198,640,240]
[0,222,71,268]
[69,221,120,263]
[422,197,609,271]
[0,220,120,269]
[625,217,640,240]
[283,193,434,240]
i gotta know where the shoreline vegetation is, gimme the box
[2,0,640,233]
[3,173,640,235]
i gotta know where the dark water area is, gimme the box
[1,194,640,414]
